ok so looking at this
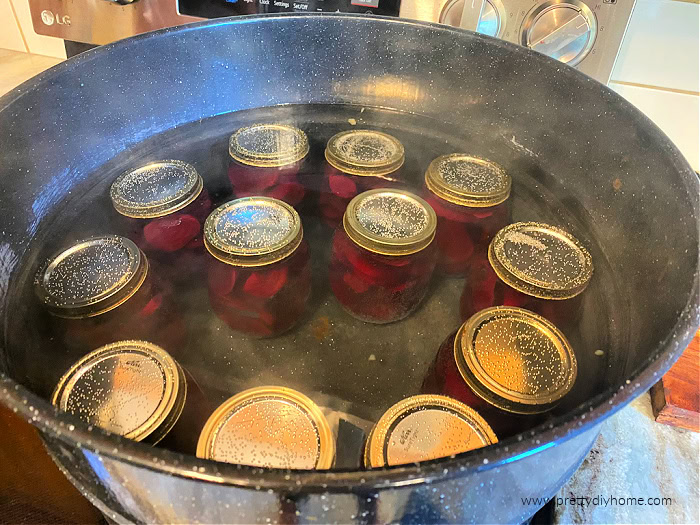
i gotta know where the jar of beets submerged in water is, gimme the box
[204,197,311,337]
[320,129,405,227]
[52,340,209,455]
[422,307,578,437]
[110,160,212,265]
[423,154,512,275]
[460,221,594,330]
[329,188,437,324]
[228,123,310,207]
[35,236,185,353]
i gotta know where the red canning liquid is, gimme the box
[459,251,583,328]
[208,240,311,337]
[424,192,510,275]
[59,264,185,354]
[423,154,512,275]
[227,124,310,207]
[329,228,436,323]
[320,163,402,227]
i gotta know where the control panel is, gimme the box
[179,0,402,18]
[436,0,635,83]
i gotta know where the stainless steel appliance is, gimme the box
[28,0,634,83]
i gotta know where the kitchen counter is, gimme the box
[0,48,697,525]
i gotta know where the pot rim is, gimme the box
[1,13,698,492]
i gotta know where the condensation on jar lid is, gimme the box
[343,189,437,256]
[489,222,593,300]
[455,307,578,414]
[229,124,309,168]
[110,160,204,219]
[425,154,511,207]
[325,129,405,177]
[35,236,148,319]
[204,197,303,267]
[364,395,497,468]
[196,386,335,470]
[51,340,186,444]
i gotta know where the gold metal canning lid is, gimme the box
[196,386,335,470]
[425,154,511,208]
[489,222,593,300]
[343,189,437,256]
[364,395,497,468]
[204,197,303,267]
[455,307,578,414]
[35,236,148,319]
[325,130,405,177]
[51,340,186,443]
[110,160,204,219]
[229,124,309,168]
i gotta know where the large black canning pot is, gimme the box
[1,14,698,524]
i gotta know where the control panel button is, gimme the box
[521,1,597,66]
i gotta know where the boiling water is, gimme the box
[6,104,626,464]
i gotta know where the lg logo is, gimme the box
[41,10,70,26]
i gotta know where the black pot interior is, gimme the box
[0,15,698,474]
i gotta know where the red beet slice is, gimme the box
[243,267,289,298]
[144,214,201,252]
[208,264,238,296]
[268,182,305,205]
[343,271,371,294]
[139,293,163,318]
[329,175,358,199]
[426,195,469,223]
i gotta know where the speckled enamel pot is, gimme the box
[0,14,698,525]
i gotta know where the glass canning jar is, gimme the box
[422,307,578,437]
[204,197,311,337]
[320,129,405,227]
[110,160,212,261]
[196,386,335,470]
[35,236,184,353]
[423,154,511,275]
[51,340,209,454]
[228,123,310,207]
[460,221,593,329]
[363,394,497,468]
[329,189,437,324]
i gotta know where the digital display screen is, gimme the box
[179,0,401,18]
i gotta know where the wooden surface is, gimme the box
[650,329,700,432]
[0,403,102,524]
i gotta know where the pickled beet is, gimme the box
[208,240,311,337]
[328,228,436,323]
[319,164,401,228]
[58,269,186,355]
[227,161,306,207]
[423,192,509,275]
[121,188,212,261]
[143,214,201,252]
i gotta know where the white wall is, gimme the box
[610,0,699,170]
[0,0,66,58]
